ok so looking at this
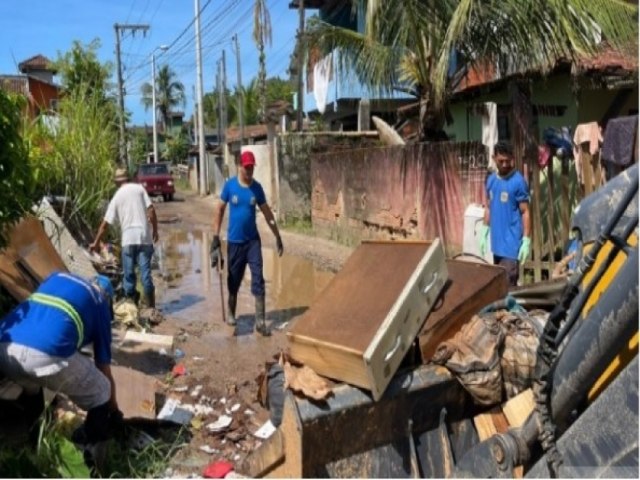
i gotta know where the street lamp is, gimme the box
[151,45,169,163]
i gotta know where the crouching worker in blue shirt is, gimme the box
[0,272,122,454]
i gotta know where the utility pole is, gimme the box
[296,0,305,131]
[233,34,244,146]
[114,23,149,170]
[222,50,227,152]
[216,61,222,151]
[195,0,207,196]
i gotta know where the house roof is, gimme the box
[18,54,56,74]
[454,43,638,96]
[225,124,274,143]
[0,75,29,96]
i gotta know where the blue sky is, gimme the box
[0,0,307,125]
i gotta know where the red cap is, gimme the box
[240,151,256,167]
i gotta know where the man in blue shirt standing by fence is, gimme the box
[479,141,531,286]
[211,151,283,336]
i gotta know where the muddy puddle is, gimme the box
[154,228,334,340]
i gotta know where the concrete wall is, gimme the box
[277,133,381,224]
[242,144,274,204]
[311,142,488,253]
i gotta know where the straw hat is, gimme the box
[114,168,129,181]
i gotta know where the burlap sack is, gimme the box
[432,313,505,405]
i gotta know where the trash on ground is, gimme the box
[199,445,219,454]
[207,414,233,432]
[157,397,195,425]
[172,364,187,377]
[252,420,276,439]
[203,460,234,479]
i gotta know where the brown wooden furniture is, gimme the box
[287,239,448,400]
[419,260,509,362]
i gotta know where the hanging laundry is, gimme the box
[481,102,498,170]
[313,53,333,114]
[538,144,551,168]
[601,115,638,167]
[573,122,603,183]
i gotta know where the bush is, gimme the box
[0,91,35,248]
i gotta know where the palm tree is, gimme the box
[141,64,186,130]
[305,0,638,139]
[253,0,272,123]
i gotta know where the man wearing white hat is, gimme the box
[91,168,159,307]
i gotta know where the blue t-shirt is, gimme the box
[486,170,530,260]
[220,177,267,243]
[0,272,113,365]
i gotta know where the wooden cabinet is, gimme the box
[287,239,448,400]
[418,260,509,361]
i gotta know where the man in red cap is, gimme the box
[211,150,283,336]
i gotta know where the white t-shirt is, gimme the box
[104,183,153,246]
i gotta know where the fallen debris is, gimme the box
[157,398,195,425]
[283,362,332,401]
[207,414,233,433]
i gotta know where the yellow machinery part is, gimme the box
[581,232,638,402]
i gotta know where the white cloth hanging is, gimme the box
[313,53,333,114]
[482,102,498,171]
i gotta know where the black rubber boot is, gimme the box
[255,295,270,336]
[227,293,237,326]
[144,290,155,309]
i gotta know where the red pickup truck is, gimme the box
[134,162,175,201]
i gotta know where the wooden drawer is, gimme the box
[287,239,448,400]
[418,260,509,361]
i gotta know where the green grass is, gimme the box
[281,216,313,235]
[0,409,185,478]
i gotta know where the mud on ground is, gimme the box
[112,189,352,476]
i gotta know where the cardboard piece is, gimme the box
[111,365,157,420]
[0,215,68,301]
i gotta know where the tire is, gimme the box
[168,194,174,201]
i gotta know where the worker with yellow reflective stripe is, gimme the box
[0,271,122,455]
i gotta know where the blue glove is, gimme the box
[478,224,490,256]
[518,236,531,263]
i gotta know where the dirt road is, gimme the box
[126,189,352,474]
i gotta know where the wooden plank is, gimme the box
[545,162,556,264]
[502,388,535,428]
[111,366,157,420]
[0,215,68,301]
[239,429,285,478]
[121,330,174,349]
[582,145,594,197]
[531,160,543,283]
[473,406,509,441]
[268,395,303,478]
[560,158,570,244]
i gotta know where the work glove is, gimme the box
[518,236,531,263]
[478,224,490,256]
[276,237,284,257]
[210,235,223,269]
